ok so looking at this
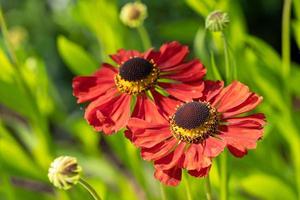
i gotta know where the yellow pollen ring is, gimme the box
[115,59,160,95]
[170,102,219,144]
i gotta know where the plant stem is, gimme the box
[281,0,292,79]
[205,175,212,200]
[183,173,193,200]
[160,183,167,200]
[220,31,230,200]
[221,32,231,83]
[220,152,228,200]
[79,178,101,200]
[137,25,152,50]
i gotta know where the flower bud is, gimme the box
[48,156,82,190]
[120,2,147,28]
[205,10,230,32]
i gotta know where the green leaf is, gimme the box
[210,51,222,80]
[240,173,297,200]
[185,0,213,17]
[57,36,98,75]
[245,36,282,74]
[292,21,300,49]
[0,80,33,118]
[0,124,41,179]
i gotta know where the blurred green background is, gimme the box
[0,0,300,199]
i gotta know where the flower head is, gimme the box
[48,156,82,190]
[205,10,230,32]
[120,2,147,28]
[73,41,206,134]
[126,81,265,186]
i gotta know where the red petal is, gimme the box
[156,41,189,69]
[182,144,212,170]
[188,166,211,178]
[161,60,206,82]
[141,138,178,161]
[203,137,226,158]
[199,80,224,103]
[158,82,204,101]
[132,95,167,123]
[154,142,186,170]
[110,49,141,65]
[218,124,264,157]
[84,89,131,134]
[212,81,263,118]
[217,81,252,112]
[222,93,263,119]
[152,90,181,117]
[154,167,182,186]
[126,118,172,148]
[72,63,117,103]
[224,113,266,129]
[143,48,160,62]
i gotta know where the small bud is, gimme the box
[205,10,230,32]
[48,156,82,190]
[120,2,147,28]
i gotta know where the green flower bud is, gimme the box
[120,2,147,28]
[48,156,82,190]
[205,10,230,32]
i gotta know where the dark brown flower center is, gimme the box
[119,57,153,81]
[174,102,210,129]
[170,101,219,144]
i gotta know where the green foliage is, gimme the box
[1,0,299,199]
[57,36,98,75]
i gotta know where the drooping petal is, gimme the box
[154,167,182,186]
[126,118,172,148]
[203,136,226,158]
[152,90,181,117]
[182,144,212,171]
[84,89,131,135]
[72,63,117,103]
[132,94,167,123]
[156,41,189,70]
[110,49,141,65]
[188,166,211,178]
[218,124,264,157]
[141,138,178,161]
[154,142,186,170]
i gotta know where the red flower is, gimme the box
[126,80,266,186]
[72,41,206,134]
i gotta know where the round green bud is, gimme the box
[120,2,147,28]
[205,10,230,32]
[48,156,82,190]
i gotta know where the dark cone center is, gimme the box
[119,57,153,81]
[174,102,210,129]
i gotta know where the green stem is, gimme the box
[183,173,193,200]
[281,0,292,79]
[220,152,228,200]
[137,25,152,50]
[205,175,212,200]
[221,32,231,83]
[79,178,101,200]
[160,183,167,200]
[220,31,231,200]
